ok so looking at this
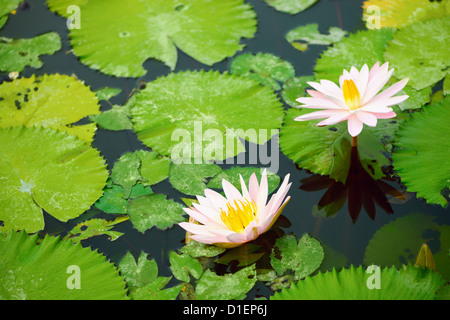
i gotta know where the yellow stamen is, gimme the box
[220,199,257,233]
[342,79,361,110]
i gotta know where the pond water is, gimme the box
[1,0,448,299]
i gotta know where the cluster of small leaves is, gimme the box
[285,23,347,52]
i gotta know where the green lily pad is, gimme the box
[118,251,181,300]
[90,105,132,131]
[270,234,324,280]
[95,87,122,101]
[130,70,284,161]
[392,97,450,207]
[0,126,108,233]
[0,0,21,29]
[180,240,226,258]
[136,150,171,186]
[0,32,62,73]
[195,265,257,300]
[384,17,450,90]
[364,213,450,280]
[314,28,395,83]
[64,216,129,243]
[127,193,186,233]
[169,161,222,196]
[285,23,347,52]
[60,0,256,77]
[264,0,318,14]
[280,76,315,107]
[229,53,295,90]
[271,264,445,300]
[0,231,127,300]
[169,251,204,282]
[0,74,100,144]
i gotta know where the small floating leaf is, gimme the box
[285,23,347,52]
[169,161,222,196]
[0,32,61,73]
[127,193,185,232]
[230,53,295,90]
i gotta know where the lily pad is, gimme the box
[0,74,100,144]
[362,0,450,29]
[61,0,257,77]
[229,53,295,90]
[169,161,222,196]
[118,251,182,300]
[195,265,257,300]
[270,234,324,280]
[285,24,347,52]
[280,76,315,107]
[264,0,318,14]
[0,0,22,29]
[392,97,450,207]
[271,264,445,300]
[384,16,450,90]
[0,126,108,233]
[130,70,284,162]
[0,231,127,300]
[127,193,186,233]
[0,32,62,73]
[314,28,395,83]
[169,251,204,282]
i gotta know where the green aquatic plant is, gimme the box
[49,0,257,77]
[264,0,318,14]
[0,74,100,144]
[285,23,347,52]
[392,96,450,207]
[0,231,127,300]
[0,32,61,73]
[0,126,108,233]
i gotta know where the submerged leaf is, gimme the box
[130,70,284,161]
[285,23,347,52]
[62,0,256,77]
[0,126,108,233]
[392,97,450,207]
[264,0,318,14]
[0,32,61,73]
[0,231,127,300]
[0,74,100,144]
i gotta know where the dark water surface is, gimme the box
[2,0,448,298]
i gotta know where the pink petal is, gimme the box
[239,174,250,199]
[356,111,377,127]
[347,114,364,137]
[295,110,344,121]
[307,81,344,102]
[355,64,369,98]
[371,111,397,119]
[192,203,224,226]
[179,222,212,236]
[222,178,244,203]
[368,61,381,82]
[369,78,409,104]
[248,172,259,202]
[316,111,351,126]
[296,97,344,110]
[363,65,393,104]
[183,207,209,224]
[256,169,268,214]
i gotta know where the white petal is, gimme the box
[369,78,409,104]
[347,114,364,137]
[295,110,344,121]
[222,178,244,203]
[316,111,351,126]
[248,172,259,202]
[356,111,377,127]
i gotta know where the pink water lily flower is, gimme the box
[179,170,291,248]
[295,62,409,137]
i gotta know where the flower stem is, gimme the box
[351,136,358,148]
